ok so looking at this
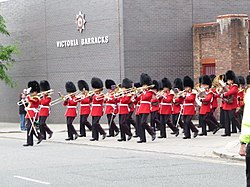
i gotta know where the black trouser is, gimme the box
[208,108,220,128]
[127,111,137,132]
[92,116,106,140]
[220,107,225,128]
[140,114,154,142]
[119,114,132,140]
[223,109,235,136]
[237,106,244,127]
[246,144,250,187]
[150,111,161,131]
[107,114,119,136]
[66,117,78,139]
[160,114,178,138]
[172,113,184,128]
[232,109,241,133]
[200,113,210,135]
[182,115,195,138]
[199,113,216,132]
[80,114,92,136]
[39,116,52,140]
[26,119,42,145]
[136,115,141,137]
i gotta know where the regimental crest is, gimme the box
[76,11,86,33]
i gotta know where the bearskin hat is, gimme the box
[78,80,89,91]
[173,78,183,91]
[121,78,132,89]
[65,82,76,93]
[183,76,194,89]
[40,80,50,92]
[91,77,103,89]
[238,76,245,86]
[28,81,40,93]
[152,80,159,91]
[105,79,116,89]
[134,82,141,88]
[199,75,203,84]
[161,78,172,89]
[209,74,216,82]
[201,75,212,88]
[140,73,152,86]
[225,70,236,82]
[246,75,250,85]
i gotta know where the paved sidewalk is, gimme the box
[0,122,244,161]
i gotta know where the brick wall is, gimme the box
[193,14,249,83]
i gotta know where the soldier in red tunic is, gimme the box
[209,74,221,134]
[23,81,43,146]
[77,80,92,137]
[64,82,79,141]
[182,76,198,139]
[38,80,53,140]
[127,87,137,135]
[90,77,106,141]
[104,79,119,137]
[198,75,214,136]
[150,80,161,132]
[158,78,179,138]
[132,82,141,138]
[137,73,156,143]
[172,78,184,129]
[236,76,245,130]
[221,70,239,137]
[116,78,133,141]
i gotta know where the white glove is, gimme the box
[219,80,226,87]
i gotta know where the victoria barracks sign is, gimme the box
[56,11,109,48]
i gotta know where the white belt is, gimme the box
[26,108,39,113]
[40,105,50,109]
[80,104,90,107]
[67,106,77,108]
[140,101,151,104]
[160,103,172,106]
[118,104,128,106]
[183,103,194,106]
[92,104,102,106]
[106,104,116,107]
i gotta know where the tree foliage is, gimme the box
[0,15,18,87]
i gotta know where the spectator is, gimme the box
[19,93,27,131]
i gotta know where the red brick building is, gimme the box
[193,14,249,83]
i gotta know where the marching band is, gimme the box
[18,70,250,146]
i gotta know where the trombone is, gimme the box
[17,89,54,106]
[50,90,81,106]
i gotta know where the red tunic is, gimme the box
[105,93,117,114]
[199,90,213,115]
[63,95,78,117]
[211,87,219,109]
[79,96,91,115]
[237,89,245,107]
[25,95,40,119]
[138,90,153,114]
[90,94,104,117]
[134,99,140,116]
[223,84,238,110]
[183,91,196,116]
[159,91,173,115]
[172,96,184,114]
[151,93,159,112]
[117,95,131,115]
[38,95,51,117]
